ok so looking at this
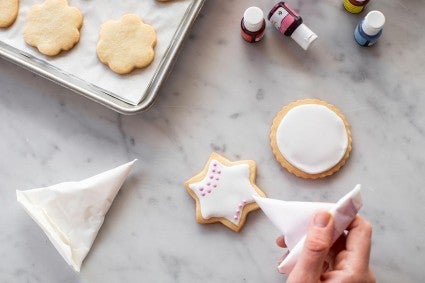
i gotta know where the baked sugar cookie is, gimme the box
[185,153,266,232]
[270,99,352,179]
[23,0,83,56]
[0,0,19,28]
[96,14,156,75]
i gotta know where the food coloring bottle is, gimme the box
[343,0,370,14]
[354,10,385,47]
[268,2,317,50]
[241,7,266,43]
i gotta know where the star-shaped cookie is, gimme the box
[185,153,266,232]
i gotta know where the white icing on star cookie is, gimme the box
[185,153,266,232]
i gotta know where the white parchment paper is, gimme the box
[0,0,192,105]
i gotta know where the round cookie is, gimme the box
[270,99,352,179]
[0,0,19,28]
[96,14,156,75]
[23,0,83,56]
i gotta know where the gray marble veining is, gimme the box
[1,0,424,282]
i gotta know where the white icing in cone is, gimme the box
[253,197,334,250]
[254,185,362,274]
[16,160,137,272]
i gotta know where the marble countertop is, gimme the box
[1,0,424,282]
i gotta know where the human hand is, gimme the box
[276,211,375,283]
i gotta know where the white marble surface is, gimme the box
[1,0,424,282]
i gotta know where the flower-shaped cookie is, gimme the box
[185,153,266,232]
[0,0,19,28]
[96,14,157,75]
[23,0,83,56]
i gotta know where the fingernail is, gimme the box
[314,211,331,227]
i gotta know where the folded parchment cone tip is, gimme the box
[16,159,137,272]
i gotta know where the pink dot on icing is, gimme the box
[213,184,217,188]
[218,171,221,174]
[207,182,211,186]
[199,188,204,191]
[209,175,213,179]
[243,200,247,204]
[236,209,240,213]
[234,215,238,220]
[213,163,217,167]
[212,169,216,173]
[216,177,219,181]
[207,189,212,193]
[201,193,206,196]
[238,204,243,208]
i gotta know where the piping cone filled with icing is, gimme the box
[253,185,362,273]
[16,160,137,272]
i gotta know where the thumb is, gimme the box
[289,211,334,283]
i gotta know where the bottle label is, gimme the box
[269,7,295,34]
[354,22,381,46]
[241,30,254,43]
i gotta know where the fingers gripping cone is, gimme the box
[253,185,362,273]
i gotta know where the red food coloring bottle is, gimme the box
[241,7,266,43]
[268,2,318,50]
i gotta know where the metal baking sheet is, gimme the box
[0,0,205,114]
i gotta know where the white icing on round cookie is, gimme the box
[275,104,348,174]
[188,159,259,225]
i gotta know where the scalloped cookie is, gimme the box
[0,0,19,28]
[96,14,156,75]
[270,99,352,179]
[23,0,83,56]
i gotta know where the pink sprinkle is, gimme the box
[243,200,247,204]
[207,189,212,193]
[238,204,243,208]
[213,163,217,167]
[207,182,211,186]
[201,193,206,196]
[236,209,240,213]
[212,169,216,173]
[216,177,219,181]
[234,215,238,220]
[199,188,204,192]
[218,170,221,174]
[209,175,213,179]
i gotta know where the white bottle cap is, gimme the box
[243,7,264,32]
[290,23,318,50]
[362,11,385,36]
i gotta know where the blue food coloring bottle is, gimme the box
[354,11,385,47]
